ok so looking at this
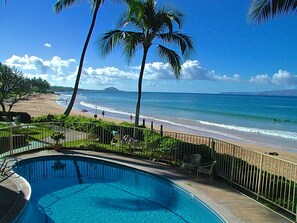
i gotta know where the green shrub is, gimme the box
[0,112,31,123]
[50,131,65,145]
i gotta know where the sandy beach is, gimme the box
[11,94,119,123]
[10,93,297,163]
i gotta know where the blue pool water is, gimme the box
[14,156,226,223]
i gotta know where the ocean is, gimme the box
[56,90,297,153]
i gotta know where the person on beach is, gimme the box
[102,110,105,118]
[130,114,133,122]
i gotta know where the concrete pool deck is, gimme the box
[0,150,293,223]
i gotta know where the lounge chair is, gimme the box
[181,154,201,173]
[110,131,121,145]
[196,160,217,182]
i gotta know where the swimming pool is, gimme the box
[14,155,226,223]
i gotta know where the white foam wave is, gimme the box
[80,102,131,116]
[199,120,297,140]
[138,115,244,140]
[79,101,297,141]
[59,94,72,97]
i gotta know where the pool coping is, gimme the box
[1,149,293,223]
[0,172,31,223]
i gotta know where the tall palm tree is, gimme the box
[55,0,139,116]
[54,0,104,116]
[248,0,297,23]
[99,0,193,128]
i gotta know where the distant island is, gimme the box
[221,89,297,97]
[100,87,123,93]
[50,86,124,93]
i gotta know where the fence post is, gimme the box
[9,124,13,156]
[151,121,153,130]
[27,125,30,152]
[230,145,236,184]
[174,133,178,162]
[42,123,45,148]
[256,154,264,200]
[211,139,215,160]
[160,125,163,137]
[143,119,145,127]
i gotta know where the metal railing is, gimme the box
[0,122,296,221]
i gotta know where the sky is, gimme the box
[1,0,297,93]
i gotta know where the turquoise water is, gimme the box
[57,91,297,152]
[14,156,225,223]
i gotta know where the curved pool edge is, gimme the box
[10,150,292,223]
[0,172,31,223]
[12,151,236,223]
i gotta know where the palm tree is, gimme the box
[54,0,104,116]
[99,0,193,128]
[55,0,139,116]
[248,0,297,23]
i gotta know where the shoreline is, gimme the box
[11,93,297,162]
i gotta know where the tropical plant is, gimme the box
[248,0,297,23]
[99,0,193,128]
[54,0,138,116]
[0,64,33,112]
[54,0,103,116]
[50,131,65,145]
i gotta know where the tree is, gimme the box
[248,0,297,23]
[99,0,193,128]
[7,77,32,112]
[31,77,50,93]
[0,64,29,112]
[54,0,104,116]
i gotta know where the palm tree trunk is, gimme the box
[64,1,101,116]
[0,102,5,112]
[134,47,148,128]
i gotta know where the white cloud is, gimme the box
[83,66,138,85]
[6,54,44,70]
[23,73,49,80]
[133,60,240,81]
[250,70,297,86]
[5,55,77,86]
[5,55,76,75]
[250,74,271,84]
[142,62,173,80]
[178,60,239,81]
[272,70,297,86]
[4,55,241,88]
[44,43,52,48]
[181,60,210,80]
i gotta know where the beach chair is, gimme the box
[110,131,121,145]
[196,160,217,182]
[111,131,134,147]
[181,154,201,173]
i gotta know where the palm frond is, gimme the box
[122,32,143,64]
[117,12,143,30]
[99,30,143,63]
[157,45,181,77]
[165,9,184,29]
[91,0,104,14]
[248,0,297,23]
[54,0,78,13]
[99,30,126,57]
[158,32,194,56]
[54,0,104,13]
[126,0,144,23]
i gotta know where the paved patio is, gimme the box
[0,150,293,223]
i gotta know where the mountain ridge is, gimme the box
[220,89,297,97]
